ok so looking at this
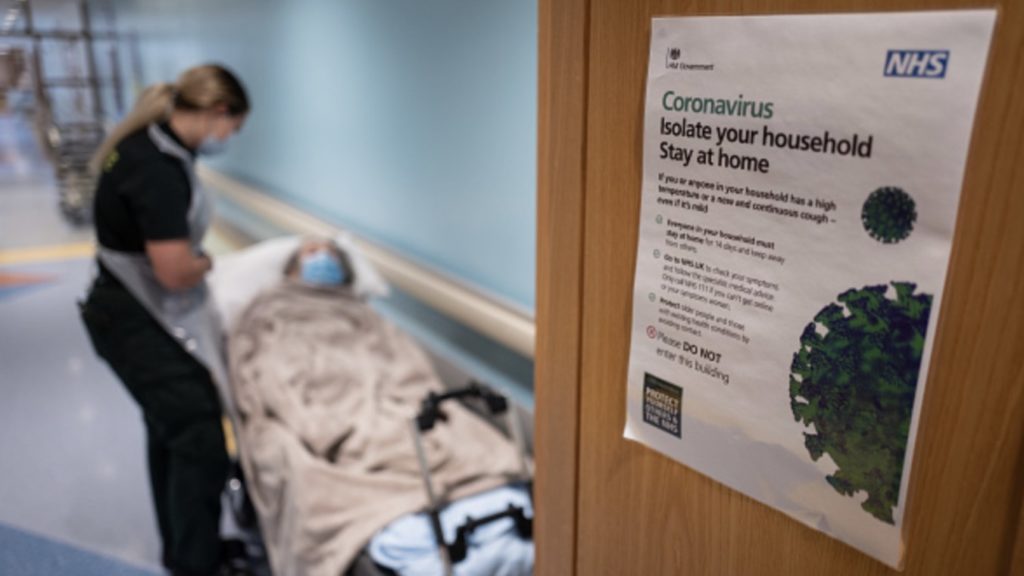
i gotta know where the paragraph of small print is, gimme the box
[643,373,682,438]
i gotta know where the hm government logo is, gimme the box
[665,46,713,72]
[884,49,950,78]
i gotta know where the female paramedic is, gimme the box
[79,64,250,576]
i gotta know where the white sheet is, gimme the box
[207,233,389,332]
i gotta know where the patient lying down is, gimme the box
[228,239,526,576]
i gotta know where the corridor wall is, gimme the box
[108,0,538,311]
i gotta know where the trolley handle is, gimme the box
[447,504,533,563]
[415,382,508,432]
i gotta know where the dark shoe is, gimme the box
[218,539,259,576]
[217,565,254,576]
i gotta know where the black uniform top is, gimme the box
[93,122,196,253]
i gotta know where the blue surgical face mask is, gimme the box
[300,251,347,287]
[197,135,229,156]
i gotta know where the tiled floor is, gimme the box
[0,112,162,573]
[0,522,157,576]
[0,114,93,250]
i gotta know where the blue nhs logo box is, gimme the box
[885,50,950,78]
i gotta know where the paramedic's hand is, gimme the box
[147,240,213,291]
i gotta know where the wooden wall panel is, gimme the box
[1012,500,1024,576]
[570,1,1024,575]
[534,0,589,573]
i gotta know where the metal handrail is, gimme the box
[197,165,536,359]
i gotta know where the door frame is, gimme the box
[534,0,589,574]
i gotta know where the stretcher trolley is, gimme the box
[224,381,535,576]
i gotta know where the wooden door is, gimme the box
[535,1,1024,575]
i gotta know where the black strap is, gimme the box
[447,504,534,563]
[415,382,508,432]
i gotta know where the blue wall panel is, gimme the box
[112,0,537,310]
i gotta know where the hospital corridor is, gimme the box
[1,1,1024,576]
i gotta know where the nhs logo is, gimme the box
[884,50,950,78]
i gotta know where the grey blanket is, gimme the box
[229,282,520,576]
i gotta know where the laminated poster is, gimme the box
[625,11,995,568]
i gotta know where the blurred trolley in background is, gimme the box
[46,119,104,223]
[1,0,136,224]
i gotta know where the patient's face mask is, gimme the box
[300,250,347,287]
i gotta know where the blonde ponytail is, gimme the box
[89,82,175,174]
[88,64,249,174]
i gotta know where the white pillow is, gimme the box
[208,233,390,332]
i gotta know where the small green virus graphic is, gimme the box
[862,186,917,244]
[789,282,932,524]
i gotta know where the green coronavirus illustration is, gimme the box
[789,282,932,524]
[862,186,917,243]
